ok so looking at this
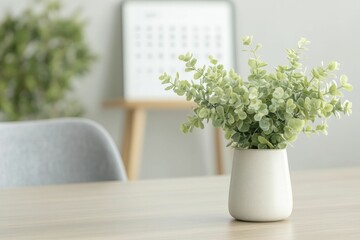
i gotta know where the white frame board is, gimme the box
[121,0,236,100]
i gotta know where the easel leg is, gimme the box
[121,108,146,180]
[214,127,224,175]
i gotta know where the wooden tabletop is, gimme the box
[0,167,359,239]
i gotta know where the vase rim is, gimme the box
[234,148,287,152]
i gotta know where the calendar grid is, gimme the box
[122,0,235,100]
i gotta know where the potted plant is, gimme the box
[159,36,353,221]
[0,0,96,121]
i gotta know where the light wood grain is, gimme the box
[2,168,358,239]
[214,127,225,175]
[121,108,146,180]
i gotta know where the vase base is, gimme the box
[231,216,291,222]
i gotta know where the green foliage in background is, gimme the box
[0,0,96,121]
[160,37,353,149]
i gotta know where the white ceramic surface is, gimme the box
[228,149,293,222]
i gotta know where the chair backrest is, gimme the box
[0,118,127,188]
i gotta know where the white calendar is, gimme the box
[122,0,235,100]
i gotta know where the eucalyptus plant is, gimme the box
[159,37,353,149]
[0,0,96,121]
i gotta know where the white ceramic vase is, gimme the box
[228,149,293,222]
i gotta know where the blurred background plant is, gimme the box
[0,0,96,121]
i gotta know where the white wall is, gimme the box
[1,0,359,178]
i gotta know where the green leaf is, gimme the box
[225,129,235,140]
[184,53,192,61]
[324,103,333,112]
[248,59,257,68]
[273,87,284,99]
[298,37,310,49]
[258,136,275,149]
[311,69,320,79]
[198,108,208,118]
[241,36,253,45]
[254,43,262,51]
[344,101,352,115]
[180,124,190,133]
[340,75,348,85]
[343,84,353,91]
[258,143,268,149]
[259,117,270,131]
[254,113,262,121]
[209,96,220,104]
[328,61,339,71]
[216,106,225,117]
[238,111,247,120]
[190,58,197,66]
[329,83,338,96]
[194,72,202,80]
[227,113,235,124]
[209,56,218,65]
[288,118,305,132]
[278,142,287,149]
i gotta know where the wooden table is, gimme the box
[104,99,225,180]
[1,167,360,239]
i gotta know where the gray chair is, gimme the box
[0,118,127,188]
